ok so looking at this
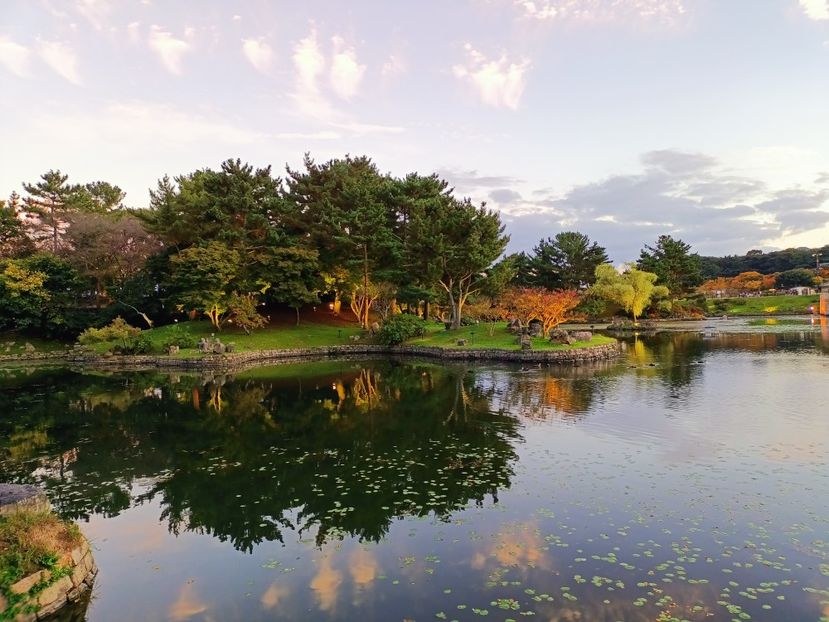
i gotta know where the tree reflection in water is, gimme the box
[0,361,521,551]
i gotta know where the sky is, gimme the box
[1,0,828,262]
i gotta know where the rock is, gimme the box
[520,334,532,350]
[507,318,523,334]
[167,345,179,355]
[369,322,381,334]
[213,342,225,354]
[528,322,543,337]
[10,570,46,595]
[570,331,592,342]
[548,328,574,345]
[24,342,36,354]
[225,343,235,353]
[456,339,467,346]
[36,576,72,616]
[0,484,50,517]
[349,334,361,342]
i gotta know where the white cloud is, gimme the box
[453,44,530,110]
[148,26,191,74]
[73,0,112,30]
[293,29,325,92]
[381,54,405,78]
[0,36,31,78]
[329,36,366,100]
[38,40,81,84]
[127,22,141,44]
[242,37,274,73]
[799,0,829,20]
[511,0,687,24]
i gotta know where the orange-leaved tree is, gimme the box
[503,287,580,335]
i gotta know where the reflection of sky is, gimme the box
[17,332,829,621]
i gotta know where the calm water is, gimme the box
[1,322,829,622]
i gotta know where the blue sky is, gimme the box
[1,0,828,261]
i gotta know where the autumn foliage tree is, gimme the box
[503,287,580,335]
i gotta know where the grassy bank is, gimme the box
[80,319,613,358]
[409,324,615,350]
[705,294,820,316]
[1,510,83,611]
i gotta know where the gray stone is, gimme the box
[456,339,467,346]
[225,343,236,353]
[571,330,592,342]
[0,484,50,517]
[520,334,532,350]
[528,322,543,337]
[10,570,46,595]
[167,345,179,355]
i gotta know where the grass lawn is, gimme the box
[408,324,616,351]
[705,294,820,316]
[88,320,366,355]
[86,319,614,357]
[0,335,72,356]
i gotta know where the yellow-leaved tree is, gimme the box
[592,264,669,323]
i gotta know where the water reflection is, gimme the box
[0,327,827,622]
[0,362,521,551]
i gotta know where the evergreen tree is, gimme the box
[637,235,702,296]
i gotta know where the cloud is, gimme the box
[381,54,405,77]
[73,0,112,30]
[436,168,523,193]
[490,188,523,204]
[511,0,687,25]
[38,40,81,84]
[34,101,265,149]
[288,27,402,135]
[329,36,366,100]
[488,150,829,259]
[148,26,191,74]
[799,0,829,21]
[453,44,531,110]
[242,37,274,73]
[127,21,142,43]
[0,36,31,77]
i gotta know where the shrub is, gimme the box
[161,324,198,349]
[375,314,427,345]
[77,317,140,344]
[111,332,153,355]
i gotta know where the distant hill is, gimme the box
[700,245,829,278]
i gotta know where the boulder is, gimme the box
[519,334,532,350]
[570,331,592,342]
[369,321,381,334]
[549,328,575,345]
[528,322,543,337]
[456,339,467,346]
[167,345,179,355]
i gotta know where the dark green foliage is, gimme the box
[376,314,428,345]
[775,268,816,289]
[700,245,829,278]
[0,253,84,337]
[112,332,153,355]
[160,324,198,349]
[523,232,609,289]
[637,235,703,296]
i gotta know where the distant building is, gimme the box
[792,286,816,296]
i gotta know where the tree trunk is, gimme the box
[295,306,301,326]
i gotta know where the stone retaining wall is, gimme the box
[0,538,96,621]
[59,341,621,372]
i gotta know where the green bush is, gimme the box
[160,324,198,349]
[112,332,153,355]
[78,317,140,344]
[375,314,427,345]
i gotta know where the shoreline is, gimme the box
[0,341,621,371]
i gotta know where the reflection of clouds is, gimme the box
[348,547,379,586]
[260,581,289,610]
[471,521,551,570]
[169,581,208,620]
[311,554,343,612]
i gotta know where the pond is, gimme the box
[1,322,828,621]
